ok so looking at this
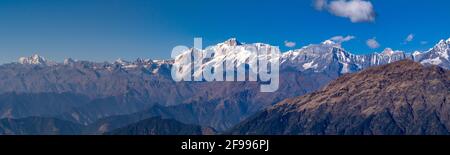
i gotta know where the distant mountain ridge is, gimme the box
[105,117,217,135]
[0,116,216,135]
[14,37,450,71]
[0,117,82,135]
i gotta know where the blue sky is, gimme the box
[0,0,449,63]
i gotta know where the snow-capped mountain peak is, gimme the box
[18,54,48,65]
[63,58,76,65]
[431,39,449,59]
[382,48,395,55]
[322,40,336,45]
[412,51,422,58]
[379,48,405,57]
[114,58,129,65]
[413,38,449,68]
[437,39,448,47]
[221,38,242,46]
[172,38,282,81]
[134,58,153,64]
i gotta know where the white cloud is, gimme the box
[284,40,296,48]
[329,35,355,43]
[314,0,327,10]
[313,0,376,23]
[420,41,428,45]
[366,38,380,49]
[404,34,414,43]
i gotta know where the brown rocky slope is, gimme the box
[228,60,450,135]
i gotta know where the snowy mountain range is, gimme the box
[17,38,449,75]
[413,38,450,69]
[173,37,450,78]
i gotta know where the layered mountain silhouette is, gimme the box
[0,117,82,135]
[0,38,448,134]
[0,116,215,135]
[105,117,216,135]
[228,60,450,135]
